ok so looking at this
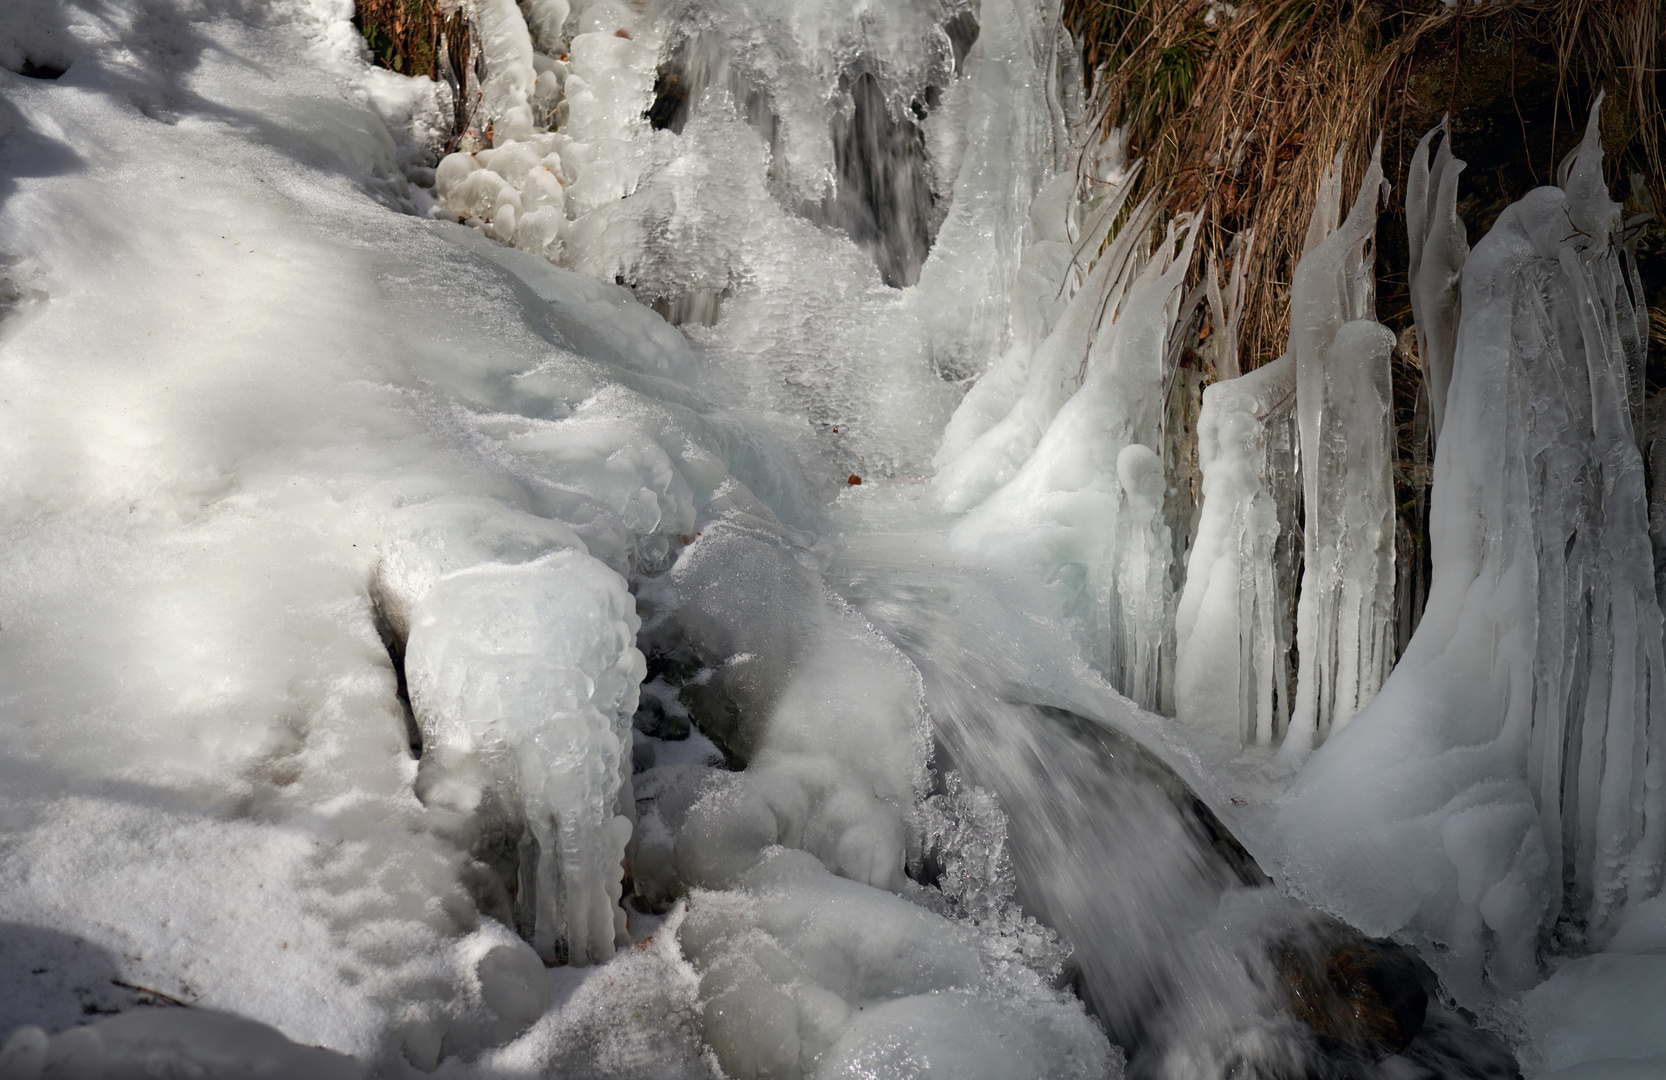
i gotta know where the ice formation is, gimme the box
[1279,102,1662,999]
[1276,144,1398,766]
[1174,350,1299,744]
[1405,117,1470,443]
[432,0,1077,479]
[4,0,1662,1073]
[943,207,1201,710]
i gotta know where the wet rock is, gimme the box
[1278,931,1428,1055]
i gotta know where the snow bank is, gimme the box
[0,0,810,1066]
[0,1010,366,1079]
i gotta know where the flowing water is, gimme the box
[831,543,1519,1078]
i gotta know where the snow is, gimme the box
[0,0,804,1066]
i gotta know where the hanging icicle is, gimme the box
[1276,141,1398,769]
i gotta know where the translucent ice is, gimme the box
[1277,143,1397,766]
[1175,352,1299,743]
[1405,117,1469,443]
[949,210,1200,709]
[1278,101,1661,998]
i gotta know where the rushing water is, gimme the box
[830,542,1521,1078]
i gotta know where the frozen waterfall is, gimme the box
[1280,103,1663,999]
[2,0,1662,1075]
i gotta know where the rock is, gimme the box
[1278,931,1429,1055]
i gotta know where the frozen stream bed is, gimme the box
[0,0,1664,1078]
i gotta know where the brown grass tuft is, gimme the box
[1063,0,1665,369]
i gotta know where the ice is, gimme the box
[402,552,645,964]
[1175,352,1299,744]
[1277,101,1661,1000]
[1405,117,1469,443]
[1277,143,1397,766]
[932,168,1108,472]
[0,0,846,1065]
[474,0,540,145]
[948,210,1200,709]
[672,851,1119,1080]
[5,0,1656,1071]
[1519,952,1666,1075]
[437,0,1075,480]
[626,526,1119,1079]
[934,178,1149,512]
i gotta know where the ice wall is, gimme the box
[1278,103,1661,997]
[1277,144,1398,767]
[431,0,1078,479]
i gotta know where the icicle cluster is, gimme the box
[1276,145,1398,765]
[1279,102,1660,995]
[1406,117,1469,445]
[938,182,1203,712]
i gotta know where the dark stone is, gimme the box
[1278,933,1429,1055]
[645,68,688,131]
[631,731,657,774]
[18,60,66,80]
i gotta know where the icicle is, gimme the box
[950,213,1201,710]
[935,187,1158,513]
[1277,140,1395,769]
[1406,117,1469,443]
[1203,229,1252,382]
[934,157,1138,474]
[1175,352,1298,744]
[1278,99,1664,995]
[471,0,541,145]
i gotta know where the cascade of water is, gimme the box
[836,549,1519,1080]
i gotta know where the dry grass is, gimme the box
[1064,0,1665,369]
[355,0,476,144]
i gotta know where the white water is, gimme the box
[1,0,1662,1078]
